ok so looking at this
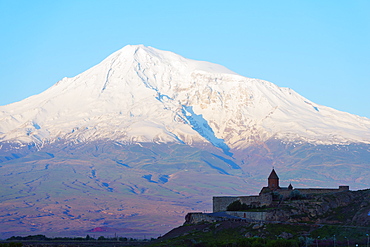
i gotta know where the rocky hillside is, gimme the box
[152,189,370,246]
[266,189,370,226]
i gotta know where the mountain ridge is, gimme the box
[1,45,370,150]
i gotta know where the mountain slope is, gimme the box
[1,45,370,151]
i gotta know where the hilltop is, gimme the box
[153,189,370,246]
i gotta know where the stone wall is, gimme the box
[275,186,350,198]
[288,186,349,196]
[185,211,267,224]
[213,196,239,212]
[185,212,218,224]
[226,211,267,221]
[213,194,273,212]
[239,194,272,207]
[298,188,343,195]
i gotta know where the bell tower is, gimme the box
[268,168,279,190]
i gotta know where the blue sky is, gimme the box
[1,0,369,118]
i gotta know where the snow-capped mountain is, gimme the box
[1,45,370,151]
[1,45,370,239]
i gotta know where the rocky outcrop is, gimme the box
[260,189,370,226]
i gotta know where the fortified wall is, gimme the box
[185,212,219,224]
[185,211,267,224]
[277,186,349,198]
[213,169,349,212]
[213,193,272,212]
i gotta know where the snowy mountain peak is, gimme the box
[1,45,370,149]
[112,44,237,74]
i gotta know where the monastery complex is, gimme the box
[213,169,349,212]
